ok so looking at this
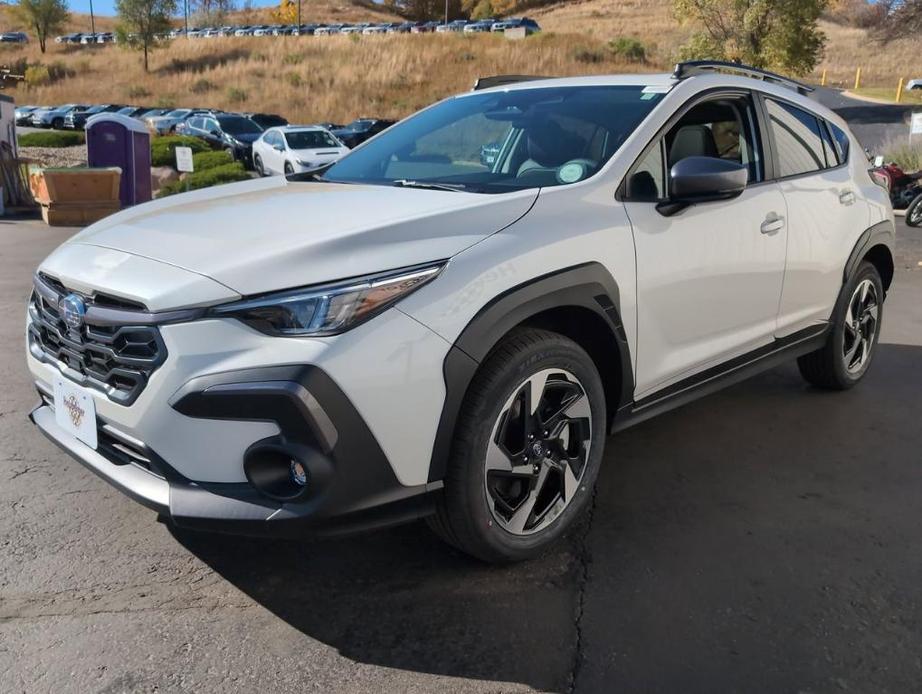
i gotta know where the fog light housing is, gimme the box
[244,444,316,501]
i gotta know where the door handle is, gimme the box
[838,190,856,205]
[760,213,785,235]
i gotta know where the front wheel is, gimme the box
[284,162,294,175]
[905,193,922,227]
[428,328,606,563]
[254,154,265,176]
[797,261,883,390]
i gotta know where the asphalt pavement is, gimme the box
[2,90,922,693]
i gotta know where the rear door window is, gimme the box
[765,99,829,177]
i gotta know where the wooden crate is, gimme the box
[29,168,121,206]
[41,201,120,227]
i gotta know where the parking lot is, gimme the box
[0,209,920,692]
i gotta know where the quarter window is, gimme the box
[765,99,831,177]
[829,122,850,164]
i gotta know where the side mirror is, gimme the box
[657,156,747,216]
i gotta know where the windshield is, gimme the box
[220,116,263,135]
[322,85,664,193]
[166,109,190,118]
[285,130,341,149]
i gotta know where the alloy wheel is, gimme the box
[843,278,879,374]
[484,368,592,536]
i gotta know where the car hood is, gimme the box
[231,132,261,144]
[64,176,538,298]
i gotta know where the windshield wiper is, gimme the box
[392,179,466,192]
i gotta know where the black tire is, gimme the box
[428,328,606,563]
[224,147,237,162]
[797,261,883,390]
[284,162,294,175]
[905,194,922,227]
[254,154,265,176]
[52,118,63,130]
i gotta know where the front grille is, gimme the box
[28,276,167,405]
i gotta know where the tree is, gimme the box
[874,0,922,41]
[115,0,176,72]
[192,0,236,26]
[272,0,297,23]
[12,0,69,54]
[673,0,828,76]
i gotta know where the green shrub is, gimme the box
[155,95,176,109]
[48,61,76,81]
[160,162,250,196]
[150,135,209,167]
[190,78,215,94]
[24,65,51,87]
[881,139,922,171]
[226,86,247,103]
[609,37,647,63]
[286,71,302,87]
[192,149,233,171]
[19,131,86,147]
[128,85,151,98]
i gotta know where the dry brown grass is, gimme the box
[4,33,655,123]
[2,0,921,125]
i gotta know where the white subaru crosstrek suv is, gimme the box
[26,63,894,562]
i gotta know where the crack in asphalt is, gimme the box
[566,484,598,694]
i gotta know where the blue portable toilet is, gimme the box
[86,113,152,207]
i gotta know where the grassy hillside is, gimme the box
[1,0,920,126]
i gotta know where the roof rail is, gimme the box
[673,60,814,96]
[472,75,549,91]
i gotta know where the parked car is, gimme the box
[15,105,40,126]
[64,104,125,130]
[27,64,894,561]
[32,104,88,129]
[435,20,468,33]
[0,31,28,43]
[331,118,396,148]
[115,106,151,119]
[411,21,439,33]
[146,108,212,135]
[244,112,289,130]
[463,20,496,33]
[24,66,895,563]
[252,125,348,175]
[55,33,81,44]
[180,112,264,163]
[491,17,541,34]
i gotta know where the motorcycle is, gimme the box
[869,159,922,227]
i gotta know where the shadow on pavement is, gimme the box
[173,343,922,693]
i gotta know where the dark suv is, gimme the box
[181,113,265,164]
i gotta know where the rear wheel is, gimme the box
[798,261,883,390]
[428,328,606,563]
[905,193,922,227]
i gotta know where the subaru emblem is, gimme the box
[60,294,86,331]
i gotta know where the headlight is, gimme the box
[210,262,445,336]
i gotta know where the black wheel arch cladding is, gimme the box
[427,262,632,483]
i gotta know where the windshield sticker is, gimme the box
[558,163,585,184]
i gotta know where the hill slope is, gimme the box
[1,0,919,126]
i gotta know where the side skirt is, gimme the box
[611,324,829,434]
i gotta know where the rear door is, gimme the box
[760,97,871,336]
[622,91,789,398]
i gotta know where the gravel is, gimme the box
[18,145,88,169]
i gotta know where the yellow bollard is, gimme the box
[897,77,905,103]
[821,69,827,87]
[854,67,862,91]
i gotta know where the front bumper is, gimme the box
[29,364,442,537]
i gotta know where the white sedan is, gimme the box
[251,125,349,176]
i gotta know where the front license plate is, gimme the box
[53,377,98,450]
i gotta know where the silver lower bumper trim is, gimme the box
[30,405,170,512]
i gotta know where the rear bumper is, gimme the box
[29,363,443,538]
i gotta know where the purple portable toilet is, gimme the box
[86,113,152,207]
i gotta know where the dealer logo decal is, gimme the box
[62,394,86,428]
